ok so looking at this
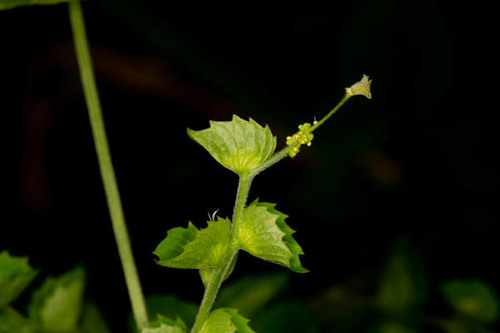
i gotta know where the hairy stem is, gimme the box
[190,174,253,333]
[68,0,148,329]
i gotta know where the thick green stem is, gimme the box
[68,0,148,329]
[190,174,253,333]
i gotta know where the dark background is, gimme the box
[1,0,499,331]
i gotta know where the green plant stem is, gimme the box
[190,174,253,333]
[68,0,148,329]
[310,94,351,132]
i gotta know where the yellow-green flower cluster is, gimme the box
[286,122,316,158]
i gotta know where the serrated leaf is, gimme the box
[142,315,186,333]
[153,223,198,265]
[200,308,255,333]
[0,251,39,306]
[28,266,85,332]
[154,218,231,269]
[441,279,499,324]
[0,0,69,10]
[187,115,276,175]
[238,200,308,273]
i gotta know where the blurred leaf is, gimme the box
[254,301,319,333]
[433,318,469,333]
[154,218,230,269]
[376,237,427,313]
[311,283,374,333]
[215,272,289,317]
[0,0,69,10]
[0,251,39,306]
[142,314,186,333]
[0,306,37,333]
[80,301,110,333]
[145,294,198,329]
[187,115,276,175]
[441,279,499,324]
[376,321,418,333]
[28,266,85,332]
[200,308,255,333]
[238,200,308,273]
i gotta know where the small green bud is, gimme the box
[345,74,372,99]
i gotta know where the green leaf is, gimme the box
[80,301,111,333]
[376,237,427,313]
[0,0,69,10]
[0,306,37,333]
[238,200,308,273]
[200,308,255,333]
[0,251,39,306]
[142,315,186,333]
[154,218,231,269]
[215,272,289,317]
[441,279,499,324]
[28,266,85,332]
[187,115,276,175]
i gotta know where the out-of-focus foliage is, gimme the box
[0,251,39,306]
[0,0,68,10]
[28,266,86,331]
[0,254,109,333]
[215,272,289,318]
[441,279,499,324]
[376,237,428,314]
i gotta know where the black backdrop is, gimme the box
[1,1,499,331]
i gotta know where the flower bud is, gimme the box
[345,74,372,99]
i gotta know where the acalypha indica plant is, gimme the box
[0,0,372,332]
[150,74,372,333]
